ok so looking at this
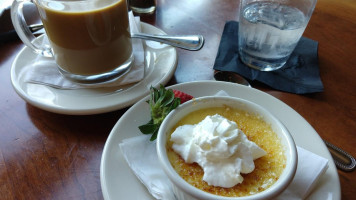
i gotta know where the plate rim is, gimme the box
[10,22,178,115]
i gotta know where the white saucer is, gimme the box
[100,81,341,200]
[11,22,177,115]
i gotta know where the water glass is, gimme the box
[238,0,317,71]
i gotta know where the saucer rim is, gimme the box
[10,22,178,115]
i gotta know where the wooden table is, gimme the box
[0,0,355,199]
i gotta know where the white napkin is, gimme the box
[120,135,176,200]
[119,91,329,200]
[19,11,145,89]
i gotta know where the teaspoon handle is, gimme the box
[131,33,204,51]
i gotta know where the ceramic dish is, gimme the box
[11,22,177,115]
[157,96,298,199]
[100,81,341,200]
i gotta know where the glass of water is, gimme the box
[238,0,317,71]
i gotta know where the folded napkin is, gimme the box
[119,91,329,200]
[213,21,324,94]
[19,11,145,89]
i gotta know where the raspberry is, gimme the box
[173,90,194,104]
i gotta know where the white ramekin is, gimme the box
[157,96,297,200]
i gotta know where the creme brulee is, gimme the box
[37,0,132,75]
[167,106,286,197]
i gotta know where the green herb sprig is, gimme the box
[139,85,181,141]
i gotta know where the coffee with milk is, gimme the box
[38,0,133,76]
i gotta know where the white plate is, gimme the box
[11,22,177,115]
[100,81,341,200]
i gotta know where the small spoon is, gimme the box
[131,33,204,51]
[1,24,205,51]
[214,70,355,172]
[214,71,251,87]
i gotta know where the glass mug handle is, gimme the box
[11,0,53,57]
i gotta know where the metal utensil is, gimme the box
[214,70,356,172]
[0,23,44,43]
[131,33,204,51]
[324,140,356,172]
[1,24,204,51]
[214,71,251,87]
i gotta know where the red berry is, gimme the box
[173,90,194,104]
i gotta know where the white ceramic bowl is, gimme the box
[156,96,297,200]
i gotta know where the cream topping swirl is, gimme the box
[170,114,267,187]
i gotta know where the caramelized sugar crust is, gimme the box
[167,106,286,197]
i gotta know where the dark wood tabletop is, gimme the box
[0,0,355,199]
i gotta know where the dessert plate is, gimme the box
[100,81,341,200]
[11,22,177,115]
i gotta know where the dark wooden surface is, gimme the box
[1,0,355,199]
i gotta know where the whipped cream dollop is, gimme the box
[170,114,267,188]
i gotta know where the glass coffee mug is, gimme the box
[11,0,134,84]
